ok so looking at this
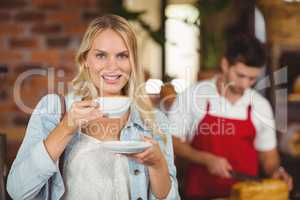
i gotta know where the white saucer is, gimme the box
[102,141,152,154]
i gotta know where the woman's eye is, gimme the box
[117,54,129,59]
[96,53,106,59]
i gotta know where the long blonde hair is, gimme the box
[72,15,164,138]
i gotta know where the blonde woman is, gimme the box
[7,15,180,200]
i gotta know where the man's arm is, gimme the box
[259,148,293,190]
[173,136,212,165]
[259,148,280,176]
[173,136,232,178]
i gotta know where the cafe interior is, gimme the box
[0,0,300,199]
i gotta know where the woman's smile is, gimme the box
[101,73,122,84]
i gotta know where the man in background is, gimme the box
[169,35,292,199]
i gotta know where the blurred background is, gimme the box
[0,0,300,199]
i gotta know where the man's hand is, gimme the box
[272,167,293,191]
[259,149,293,190]
[205,154,233,178]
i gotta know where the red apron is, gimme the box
[185,102,258,199]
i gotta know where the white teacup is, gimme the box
[94,96,131,118]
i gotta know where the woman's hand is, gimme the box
[129,136,167,169]
[61,100,104,134]
[205,154,233,178]
[44,100,103,161]
[128,136,171,199]
[272,167,293,191]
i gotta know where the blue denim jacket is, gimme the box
[7,93,180,200]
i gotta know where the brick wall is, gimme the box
[0,0,113,132]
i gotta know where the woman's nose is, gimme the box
[105,56,118,70]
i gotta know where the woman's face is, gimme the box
[85,29,131,96]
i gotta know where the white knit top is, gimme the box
[62,133,131,200]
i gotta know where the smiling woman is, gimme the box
[72,15,139,99]
[6,15,180,200]
[85,29,131,96]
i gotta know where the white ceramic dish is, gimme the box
[94,96,131,118]
[102,141,152,154]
